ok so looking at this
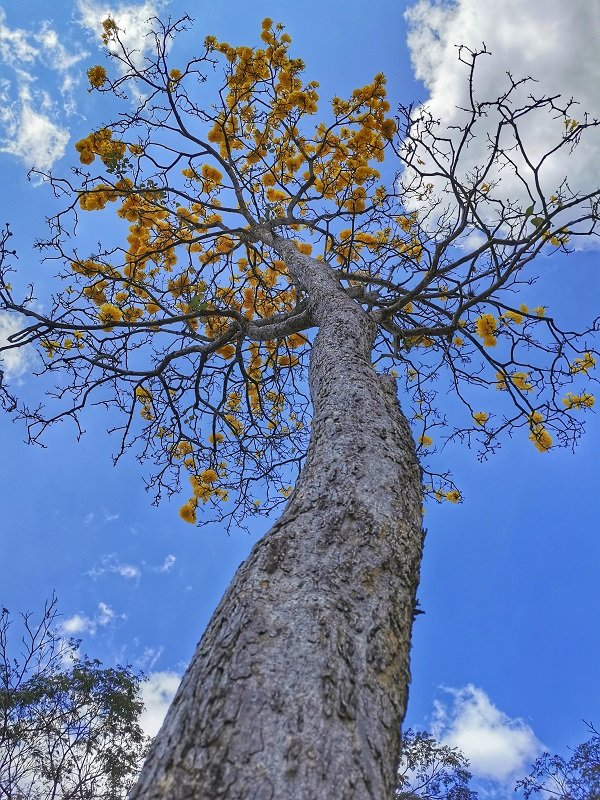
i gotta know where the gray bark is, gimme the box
[130,240,424,800]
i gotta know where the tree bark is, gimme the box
[130,242,424,800]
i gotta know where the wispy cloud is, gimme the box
[156,553,176,573]
[76,0,168,69]
[86,553,141,581]
[62,600,124,635]
[0,8,89,170]
[139,670,180,737]
[83,509,120,526]
[0,86,70,171]
[431,685,544,783]
[0,312,32,379]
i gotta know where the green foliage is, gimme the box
[396,729,478,799]
[0,596,151,799]
[516,724,600,799]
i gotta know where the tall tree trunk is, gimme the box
[130,243,424,800]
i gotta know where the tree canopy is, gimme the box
[0,16,598,527]
[0,596,149,799]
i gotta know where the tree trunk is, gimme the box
[130,243,424,800]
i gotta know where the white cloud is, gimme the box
[114,562,141,579]
[76,0,167,69]
[431,685,544,783]
[139,670,180,737]
[157,553,176,572]
[0,9,38,65]
[87,553,141,581]
[0,90,69,170]
[96,601,115,625]
[62,601,121,635]
[0,312,31,379]
[62,612,93,634]
[134,644,163,671]
[0,9,88,171]
[403,1,600,231]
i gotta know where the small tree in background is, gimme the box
[396,730,477,799]
[1,16,599,799]
[0,596,150,799]
[516,723,600,799]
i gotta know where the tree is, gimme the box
[1,15,599,799]
[516,724,600,799]
[396,730,477,799]
[0,595,150,799]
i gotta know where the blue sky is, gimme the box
[1,0,599,794]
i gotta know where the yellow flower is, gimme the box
[40,339,60,358]
[511,372,533,392]
[135,386,151,401]
[570,352,596,374]
[473,412,489,426]
[452,337,464,347]
[529,424,552,452]
[174,440,193,457]
[474,314,497,347]
[190,478,213,502]
[502,309,524,326]
[87,65,107,89]
[199,468,218,483]
[208,432,224,444]
[445,490,461,503]
[418,434,433,447]
[562,392,595,410]
[534,306,546,317]
[224,414,243,435]
[179,501,197,524]
[169,68,182,80]
[98,303,123,327]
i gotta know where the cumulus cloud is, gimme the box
[431,685,544,783]
[0,8,89,171]
[62,601,123,635]
[0,87,69,170]
[403,1,600,231]
[139,670,181,737]
[0,312,31,379]
[76,0,167,69]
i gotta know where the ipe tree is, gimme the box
[1,16,599,799]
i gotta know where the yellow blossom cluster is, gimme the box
[179,454,230,522]
[201,20,397,219]
[562,392,595,410]
[134,385,154,421]
[75,128,127,167]
[502,304,529,326]
[87,65,107,89]
[472,412,489,426]
[474,314,498,347]
[98,302,122,328]
[570,352,596,374]
[496,371,533,392]
[529,412,552,452]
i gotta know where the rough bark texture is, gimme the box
[130,240,424,800]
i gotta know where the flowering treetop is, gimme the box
[1,17,598,525]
